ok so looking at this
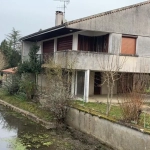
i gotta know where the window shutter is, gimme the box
[43,40,54,53]
[121,37,136,55]
[57,35,73,51]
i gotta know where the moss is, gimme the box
[0,90,52,121]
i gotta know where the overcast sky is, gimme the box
[0,0,145,43]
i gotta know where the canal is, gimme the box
[0,105,112,150]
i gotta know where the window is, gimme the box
[57,35,73,51]
[78,34,109,52]
[121,37,136,55]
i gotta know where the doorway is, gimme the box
[94,72,101,95]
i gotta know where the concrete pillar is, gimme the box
[75,71,77,96]
[54,38,57,52]
[84,70,90,102]
[71,71,75,96]
[72,33,78,50]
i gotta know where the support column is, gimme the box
[75,71,77,96]
[84,70,90,103]
[71,70,75,96]
[72,33,78,50]
[54,38,57,52]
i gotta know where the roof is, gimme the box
[21,0,150,41]
[2,67,17,74]
[67,0,150,25]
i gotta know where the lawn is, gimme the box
[0,89,52,122]
[71,100,122,120]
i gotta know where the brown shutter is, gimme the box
[121,37,136,55]
[43,40,54,53]
[57,35,73,51]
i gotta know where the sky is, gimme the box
[0,0,146,43]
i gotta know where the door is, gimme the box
[94,72,101,95]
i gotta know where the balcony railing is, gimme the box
[23,50,150,73]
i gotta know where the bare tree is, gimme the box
[119,69,150,123]
[41,53,76,123]
[97,54,126,116]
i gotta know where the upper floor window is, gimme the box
[78,34,109,52]
[43,40,54,53]
[121,37,136,55]
[57,35,73,51]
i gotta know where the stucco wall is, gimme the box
[68,3,150,36]
[109,33,122,54]
[55,51,150,73]
[136,36,150,56]
[22,41,33,57]
[66,108,150,150]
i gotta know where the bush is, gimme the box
[19,74,36,100]
[3,74,20,95]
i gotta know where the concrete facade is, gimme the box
[67,107,150,150]
[67,2,150,36]
[21,1,150,102]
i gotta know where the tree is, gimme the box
[17,44,41,99]
[6,27,21,51]
[0,28,21,68]
[97,54,126,116]
[41,55,75,123]
[18,44,41,78]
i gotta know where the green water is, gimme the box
[0,105,112,150]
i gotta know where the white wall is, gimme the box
[22,41,33,57]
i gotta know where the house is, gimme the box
[20,1,150,102]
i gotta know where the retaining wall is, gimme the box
[66,108,150,150]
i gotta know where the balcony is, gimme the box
[37,50,150,73]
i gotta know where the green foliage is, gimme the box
[0,28,21,68]
[19,74,36,100]
[18,44,41,74]
[0,89,52,121]
[3,74,21,95]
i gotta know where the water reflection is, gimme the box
[0,107,17,150]
[0,105,112,150]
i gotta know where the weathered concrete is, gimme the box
[68,2,150,37]
[54,51,150,73]
[66,107,150,150]
[0,100,55,129]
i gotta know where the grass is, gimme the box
[0,89,52,121]
[71,100,122,120]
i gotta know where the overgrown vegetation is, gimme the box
[0,89,52,121]
[42,56,74,123]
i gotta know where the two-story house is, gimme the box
[21,1,150,102]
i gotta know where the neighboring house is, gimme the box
[21,1,150,102]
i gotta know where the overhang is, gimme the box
[20,25,81,42]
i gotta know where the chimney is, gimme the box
[55,11,63,26]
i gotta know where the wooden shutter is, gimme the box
[57,35,73,51]
[43,40,54,53]
[121,37,136,55]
